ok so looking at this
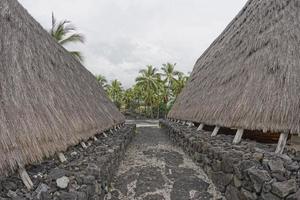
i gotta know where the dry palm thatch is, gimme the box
[169,0,300,135]
[0,0,125,176]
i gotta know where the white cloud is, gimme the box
[19,0,248,88]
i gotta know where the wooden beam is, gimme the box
[93,136,98,141]
[275,133,289,154]
[57,152,67,163]
[81,142,87,149]
[233,129,244,144]
[103,132,108,138]
[197,124,204,131]
[19,168,33,190]
[211,126,220,137]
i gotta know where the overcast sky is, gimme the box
[19,0,247,88]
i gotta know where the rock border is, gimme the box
[0,124,136,200]
[160,120,300,200]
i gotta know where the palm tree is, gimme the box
[123,88,134,110]
[161,63,180,86]
[95,74,108,89]
[50,13,85,61]
[107,80,123,109]
[172,72,189,97]
[135,65,160,118]
[160,63,180,103]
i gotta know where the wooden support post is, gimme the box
[233,129,244,144]
[19,167,33,190]
[211,126,220,137]
[57,152,67,163]
[110,129,113,134]
[197,124,204,131]
[93,136,98,141]
[103,133,108,138]
[81,142,87,149]
[275,133,289,154]
[187,122,193,127]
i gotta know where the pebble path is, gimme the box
[105,121,222,200]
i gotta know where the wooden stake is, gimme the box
[19,168,33,190]
[57,152,67,163]
[275,133,289,154]
[211,126,220,137]
[81,142,87,149]
[233,129,244,144]
[93,136,98,141]
[197,124,204,131]
[103,133,108,138]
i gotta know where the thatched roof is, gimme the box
[169,0,300,134]
[0,0,124,176]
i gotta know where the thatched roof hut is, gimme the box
[169,0,300,136]
[0,0,124,176]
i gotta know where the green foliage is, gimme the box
[50,13,85,61]
[95,63,189,118]
[107,79,123,109]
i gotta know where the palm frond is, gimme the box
[60,33,85,45]
[70,51,84,61]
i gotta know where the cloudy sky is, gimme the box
[19,0,247,88]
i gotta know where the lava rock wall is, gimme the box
[160,120,300,200]
[0,125,136,200]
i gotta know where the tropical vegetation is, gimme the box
[96,63,189,118]
[49,13,85,61]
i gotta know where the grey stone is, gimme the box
[56,176,70,189]
[211,171,233,192]
[271,179,297,198]
[221,156,237,173]
[234,160,258,179]
[286,189,300,200]
[285,162,299,171]
[86,163,101,178]
[253,153,264,162]
[82,175,95,185]
[35,183,49,199]
[260,192,281,200]
[271,172,287,182]
[3,181,17,191]
[70,151,78,157]
[49,168,66,180]
[276,154,292,163]
[292,156,300,161]
[212,160,221,171]
[268,159,285,173]
[241,189,257,200]
[225,185,241,200]
[58,191,77,200]
[248,167,271,193]
[233,175,242,188]
[7,190,18,198]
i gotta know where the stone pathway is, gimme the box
[105,122,222,200]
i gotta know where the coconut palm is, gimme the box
[50,13,85,61]
[161,63,180,86]
[160,63,180,103]
[172,72,189,97]
[107,79,123,109]
[95,74,108,89]
[135,65,160,117]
